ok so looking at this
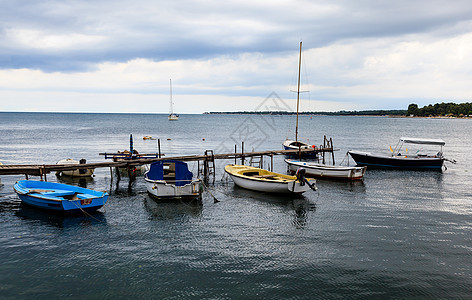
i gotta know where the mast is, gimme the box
[169,79,173,115]
[295,41,302,142]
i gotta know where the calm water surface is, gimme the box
[0,112,471,298]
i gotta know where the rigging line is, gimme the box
[200,180,219,203]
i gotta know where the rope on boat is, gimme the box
[69,199,107,224]
[200,180,219,203]
[340,151,350,166]
[445,158,457,164]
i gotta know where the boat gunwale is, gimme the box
[224,165,302,183]
[285,159,366,171]
[348,150,444,161]
[144,176,201,188]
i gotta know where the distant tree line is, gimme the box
[205,110,407,116]
[407,102,472,117]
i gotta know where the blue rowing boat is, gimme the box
[14,180,109,213]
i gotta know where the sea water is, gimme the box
[0,112,471,298]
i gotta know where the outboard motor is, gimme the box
[79,158,87,174]
[295,167,307,186]
[296,167,317,191]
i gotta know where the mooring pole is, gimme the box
[109,167,113,184]
[130,134,133,154]
[330,137,335,165]
[241,142,245,165]
[203,156,208,181]
[115,167,121,181]
[234,144,237,164]
[158,139,161,158]
[322,136,326,164]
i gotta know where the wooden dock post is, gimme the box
[241,142,245,165]
[109,167,113,184]
[234,145,237,164]
[330,137,335,164]
[158,139,161,158]
[130,134,134,158]
[203,150,215,183]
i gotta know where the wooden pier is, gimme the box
[0,147,334,181]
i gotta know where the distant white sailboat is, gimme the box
[168,79,179,121]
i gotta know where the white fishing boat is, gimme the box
[55,158,94,177]
[348,137,454,170]
[225,164,316,194]
[168,79,179,121]
[144,160,201,200]
[285,159,366,180]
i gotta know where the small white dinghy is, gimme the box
[225,164,316,194]
[56,159,94,177]
[285,159,366,181]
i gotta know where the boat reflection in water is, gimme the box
[144,196,202,221]
[227,183,316,229]
[16,204,106,228]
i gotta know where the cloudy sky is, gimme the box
[1,0,472,113]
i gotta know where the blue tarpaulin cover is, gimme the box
[147,160,193,186]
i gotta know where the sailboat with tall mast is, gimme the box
[168,79,179,121]
[283,42,366,180]
[282,41,316,156]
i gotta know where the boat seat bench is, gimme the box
[36,189,76,197]
[77,193,97,199]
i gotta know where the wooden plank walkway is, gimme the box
[0,148,332,177]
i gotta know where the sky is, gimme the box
[1,0,472,113]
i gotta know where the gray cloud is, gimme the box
[2,0,472,72]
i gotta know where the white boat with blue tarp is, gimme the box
[144,160,202,200]
[13,180,108,213]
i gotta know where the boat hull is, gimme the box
[56,159,94,177]
[282,140,317,157]
[285,159,366,180]
[144,178,202,200]
[168,114,179,121]
[13,180,108,213]
[225,165,313,194]
[348,151,444,170]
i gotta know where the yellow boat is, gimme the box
[224,164,316,194]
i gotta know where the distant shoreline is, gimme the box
[204,110,407,116]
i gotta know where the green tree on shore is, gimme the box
[407,102,472,117]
